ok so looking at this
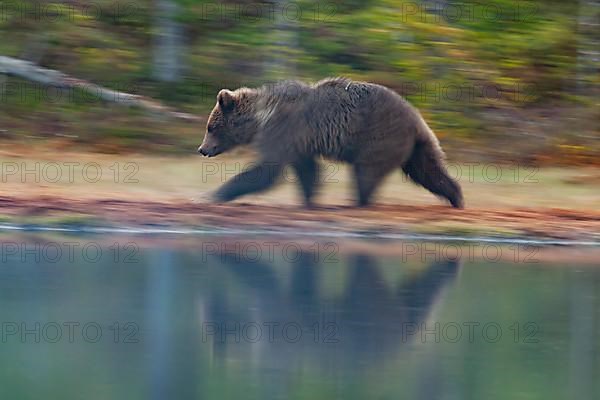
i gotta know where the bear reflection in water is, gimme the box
[200,250,461,370]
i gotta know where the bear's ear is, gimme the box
[217,89,235,111]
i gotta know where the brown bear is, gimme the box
[198,78,464,208]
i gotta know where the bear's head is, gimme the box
[198,88,259,157]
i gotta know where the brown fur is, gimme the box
[198,78,464,208]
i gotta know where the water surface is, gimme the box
[0,234,598,400]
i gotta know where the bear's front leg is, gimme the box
[213,162,283,202]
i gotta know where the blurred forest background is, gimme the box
[0,0,598,164]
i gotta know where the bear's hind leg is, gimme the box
[353,163,391,207]
[213,162,283,202]
[292,157,319,208]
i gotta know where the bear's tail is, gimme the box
[402,136,464,209]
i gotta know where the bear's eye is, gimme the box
[207,126,214,133]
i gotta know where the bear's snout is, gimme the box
[198,145,219,157]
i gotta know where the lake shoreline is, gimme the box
[0,195,598,244]
[1,150,598,244]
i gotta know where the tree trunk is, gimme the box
[264,0,299,80]
[575,0,600,96]
[153,0,184,82]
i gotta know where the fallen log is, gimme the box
[0,55,201,122]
